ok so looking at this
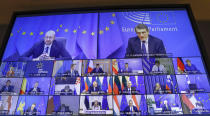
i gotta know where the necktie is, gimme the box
[130,107,132,112]
[44,47,49,54]
[142,41,146,54]
[158,66,160,72]
[5,86,8,91]
[71,70,73,77]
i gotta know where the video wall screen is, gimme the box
[0,6,209,115]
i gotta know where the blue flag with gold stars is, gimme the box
[140,95,148,115]
[3,13,98,61]
[102,95,109,110]
[120,95,128,112]
[98,12,124,59]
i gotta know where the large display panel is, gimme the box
[0,5,209,115]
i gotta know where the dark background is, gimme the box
[0,0,209,69]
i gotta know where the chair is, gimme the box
[55,37,67,47]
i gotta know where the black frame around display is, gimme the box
[0,4,210,115]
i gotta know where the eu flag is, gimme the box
[80,77,85,93]
[84,96,89,110]
[120,95,128,112]
[76,13,98,59]
[102,95,109,110]
[98,13,124,58]
[140,95,148,115]
[102,76,108,93]
[53,96,61,111]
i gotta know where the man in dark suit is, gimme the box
[125,24,166,57]
[55,77,74,84]
[25,103,38,115]
[124,100,139,113]
[88,81,102,94]
[91,64,104,73]
[121,63,132,73]
[123,81,136,94]
[21,30,71,61]
[161,100,172,114]
[0,80,14,93]
[60,85,72,95]
[58,104,70,112]
[64,64,79,77]
[28,82,41,95]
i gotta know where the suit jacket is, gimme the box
[60,89,72,95]
[162,104,172,113]
[0,85,14,93]
[125,35,166,57]
[21,40,71,60]
[91,67,104,73]
[25,107,37,115]
[28,87,41,95]
[88,86,102,93]
[121,68,132,73]
[123,87,136,94]
[124,106,138,112]
[64,70,79,77]
[55,77,76,84]
[58,106,70,112]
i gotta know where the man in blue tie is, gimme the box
[64,64,79,77]
[124,99,139,115]
[28,82,41,95]
[125,24,166,57]
[123,81,136,95]
[0,80,14,93]
[21,30,71,61]
[91,64,104,73]
[121,63,132,73]
[25,103,38,115]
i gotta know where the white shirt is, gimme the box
[43,44,52,56]
[152,64,166,73]
[130,106,133,112]
[140,38,149,54]
[92,106,100,110]
[32,87,37,92]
